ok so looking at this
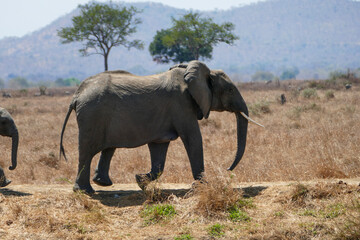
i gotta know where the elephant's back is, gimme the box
[72,70,185,114]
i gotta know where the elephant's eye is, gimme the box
[229,88,234,94]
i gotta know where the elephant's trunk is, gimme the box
[227,111,248,171]
[9,126,18,170]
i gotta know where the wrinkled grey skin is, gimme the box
[60,61,248,194]
[0,107,19,187]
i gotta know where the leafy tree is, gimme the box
[149,12,239,63]
[280,67,299,80]
[251,71,275,82]
[8,77,30,89]
[58,2,144,71]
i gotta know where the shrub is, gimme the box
[291,184,309,206]
[325,90,335,100]
[39,86,47,95]
[251,71,275,82]
[329,70,348,81]
[194,176,242,217]
[308,81,325,89]
[301,88,318,99]
[249,100,271,116]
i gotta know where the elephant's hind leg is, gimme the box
[136,142,169,190]
[0,167,11,187]
[93,148,116,186]
[74,151,96,194]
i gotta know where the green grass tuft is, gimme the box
[208,223,225,238]
[141,204,176,224]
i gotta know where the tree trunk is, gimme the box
[104,52,109,71]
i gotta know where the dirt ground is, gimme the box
[1,178,359,239]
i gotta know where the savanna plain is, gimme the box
[0,80,359,239]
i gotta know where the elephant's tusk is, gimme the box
[240,112,265,128]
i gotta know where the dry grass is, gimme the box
[0,83,359,239]
[1,86,359,185]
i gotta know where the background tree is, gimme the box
[149,12,239,64]
[58,2,144,71]
[8,77,30,89]
[280,67,299,80]
[251,71,275,82]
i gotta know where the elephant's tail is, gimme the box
[60,103,74,161]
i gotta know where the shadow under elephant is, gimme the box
[91,188,190,207]
[90,185,267,208]
[0,188,32,197]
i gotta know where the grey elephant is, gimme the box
[0,107,19,187]
[60,60,262,194]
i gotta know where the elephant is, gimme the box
[0,107,19,187]
[60,60,263,194]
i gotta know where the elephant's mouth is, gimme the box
[240,112,264,128]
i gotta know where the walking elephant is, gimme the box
[60,60,262,194]
[0,107,19,187]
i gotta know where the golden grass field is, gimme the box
[0,82,359,239]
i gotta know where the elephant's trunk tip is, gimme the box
[227,166,235,171]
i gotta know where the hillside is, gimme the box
[0,0,360,82]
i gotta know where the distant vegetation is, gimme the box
[0,76,81,89]
[0,0,360,82]
[55,77,81,87]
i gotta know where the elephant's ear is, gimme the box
[184,61,212,119]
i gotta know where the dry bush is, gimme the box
[192,175,243,218]
[289,182,359,207]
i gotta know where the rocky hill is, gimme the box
[0,0,359,82]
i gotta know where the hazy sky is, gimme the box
[0,0,261,39]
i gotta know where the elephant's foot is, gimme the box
[92,174,113,186]
[73,183,95,195]
[135,174,151,191]
[0,179,11,187]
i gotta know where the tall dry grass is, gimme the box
[0,85,359,186]
[1,85,360,240]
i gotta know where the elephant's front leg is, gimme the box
[136,142,169,190]
[93,148,116,186]
[180,125,204,181]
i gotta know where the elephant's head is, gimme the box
[0,107,18,170]
[181,60,263,171]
